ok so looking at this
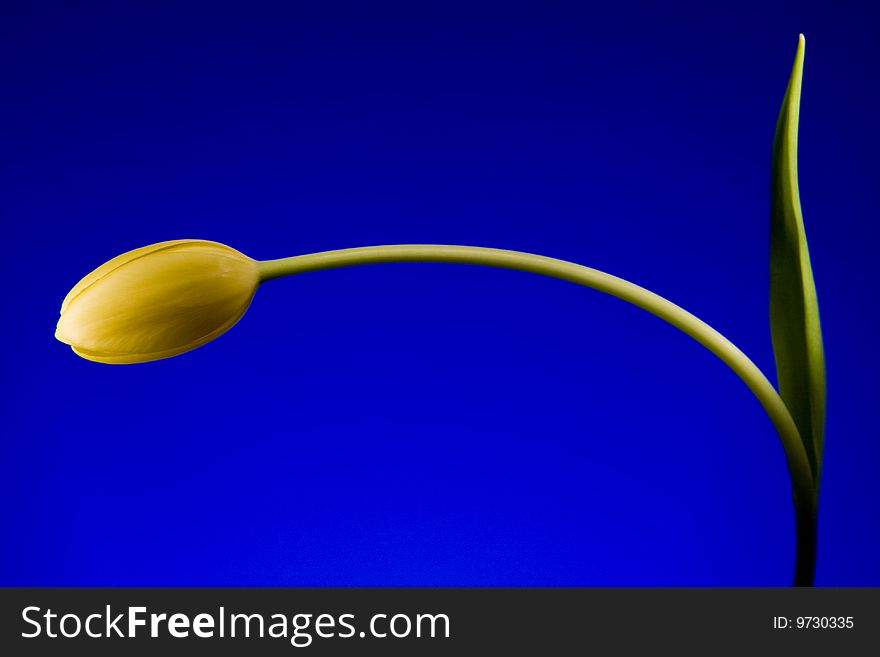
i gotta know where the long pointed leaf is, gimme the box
[770,34,826,481]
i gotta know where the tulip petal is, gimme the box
[60,239,251,313]
[68,295,254,363]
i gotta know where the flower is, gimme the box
[55,239,259,364]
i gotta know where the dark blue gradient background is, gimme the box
[1,1,877,585]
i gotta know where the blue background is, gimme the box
[2,1,877,585]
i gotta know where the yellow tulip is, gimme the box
[55,239,259,364]
[50,37,821,586]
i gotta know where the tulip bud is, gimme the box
[55,239,260,364]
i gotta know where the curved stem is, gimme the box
[258,244,817,585]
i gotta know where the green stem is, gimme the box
[258,243,817,585]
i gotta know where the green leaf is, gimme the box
[770,34,826,481]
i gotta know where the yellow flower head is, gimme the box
[55,240,259,364]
